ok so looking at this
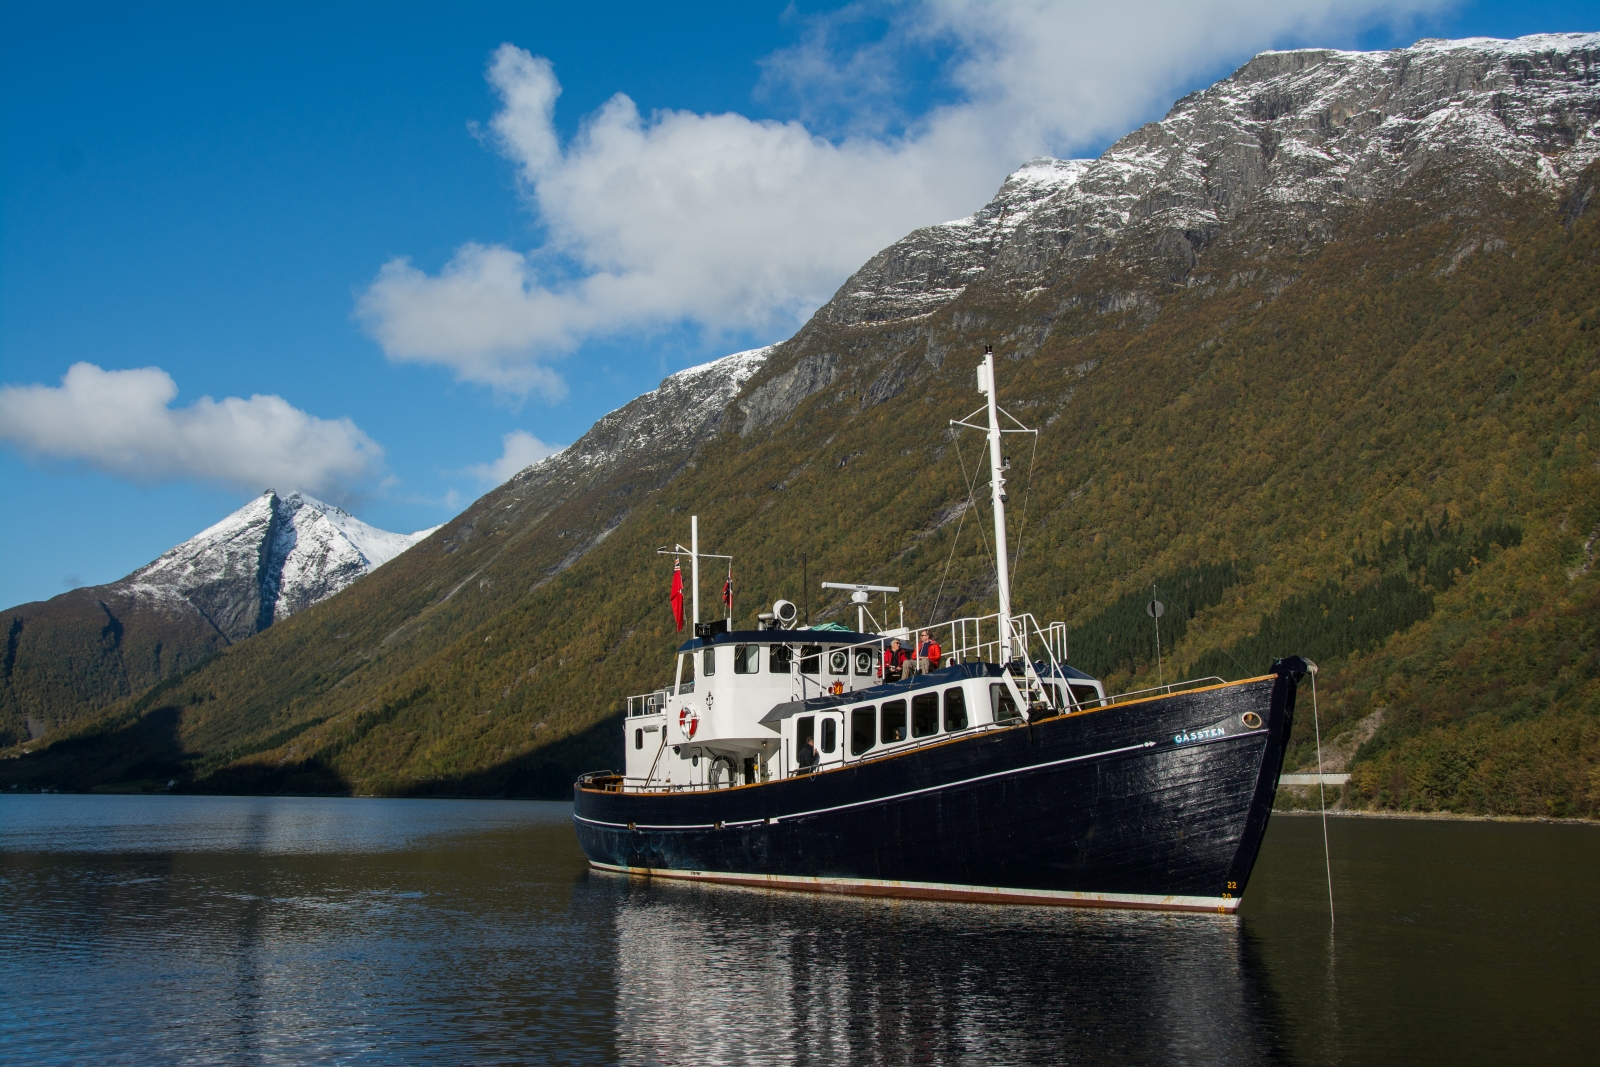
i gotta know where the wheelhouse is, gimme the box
[620,617,1107,791]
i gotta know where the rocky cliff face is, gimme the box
[820,158,1092,327]
[508,347,772,500]
[813,33,1600,329]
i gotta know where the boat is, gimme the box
[573,347,1309,913]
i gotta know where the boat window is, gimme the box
[944,687,968,731]
[829,649,848,675]
[702,647,716,677]
[881,700,907,744]
[634,728,643,750]
[800,644,823,674]
[850,707,876,755]
[770,644,793,673]
[990,683,1021,723]
[911,692,940,738]
[1069,684,1100,707]
[821,717,837,754]
[734,644,760,674]
[853,650,874,676]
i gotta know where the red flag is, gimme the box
[722,575,732,609]
[670,560,685,631]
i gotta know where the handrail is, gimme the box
[1104,677,1227,704]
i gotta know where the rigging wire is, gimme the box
[928,435,998,633]
[928,434,975,626]
[930,432,991,625]
[951,433,997,574]
[1010,430,1042,583]
[1311,668,1336,931]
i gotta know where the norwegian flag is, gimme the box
[669,560,685,632]
[722,575,733,610]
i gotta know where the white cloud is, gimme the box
[357,0,1445,394]
[465,429,563,485]
[0,362,384,498]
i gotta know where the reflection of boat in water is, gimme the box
[574,348,1308,913]
[593,874,1279,1065]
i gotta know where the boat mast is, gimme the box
[979,347,1014,663]
[691,515,700,629]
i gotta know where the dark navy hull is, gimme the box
[574,660,1306,912]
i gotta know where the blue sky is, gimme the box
[1,1,1592,609]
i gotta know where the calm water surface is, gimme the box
[1,795,1593,1066]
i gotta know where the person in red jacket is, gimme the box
[882,638,911,681]
[916,630,942,673]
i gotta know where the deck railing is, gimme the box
[625,690,671,717]
[1104,677,1227,705]
[623,611,1079,717]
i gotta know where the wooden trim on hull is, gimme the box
[588,860,1243,915]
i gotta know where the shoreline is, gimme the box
[1273,807,1597,826]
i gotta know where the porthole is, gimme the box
[1242,712,1262,729]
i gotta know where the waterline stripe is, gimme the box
[590,862,1242,914]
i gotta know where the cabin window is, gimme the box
[1069,684,1100,707]
[853,650,874,677]
[821,717,838,754]
[990,683,1021,723]
[881,700,908,744]
[911,692,940,738]
[634,728,643,750]
[850,707,876,755]
[770,644,792,673]
[829,649,848,675]
[702,647,716,676]
[800,644,823,674]
[734,644,760,674]
[944,688,968,731]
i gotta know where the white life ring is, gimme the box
[679,706,699,740]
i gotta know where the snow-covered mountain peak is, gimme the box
[280,491,437,570]
[122,490,434,639]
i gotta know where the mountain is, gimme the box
[0,491,433,745]
[6,33,1598,817]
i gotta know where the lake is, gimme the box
[1,795,1593,1065]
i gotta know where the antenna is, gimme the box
[821,581,899,633]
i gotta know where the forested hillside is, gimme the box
[5,37,1597,818]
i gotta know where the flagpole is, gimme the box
[691,515,700,629]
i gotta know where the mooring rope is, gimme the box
[1311,667,1335,930]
